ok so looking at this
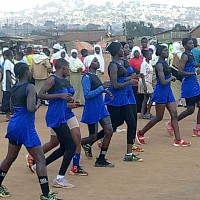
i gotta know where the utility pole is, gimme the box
[122,15,127,37]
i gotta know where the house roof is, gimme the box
[58,31,107,43]
[154,29,189,36]
[189,25,200,33]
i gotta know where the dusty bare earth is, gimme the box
[0,57,200,200]
[0,105,200,200]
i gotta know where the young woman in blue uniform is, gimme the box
[170,38,200,136]
[105,42,143,162]
[136,45,191,147]
[0,63,58,200]
[81,55,115,167]
[26,75,88,176]
[38,58,76,188]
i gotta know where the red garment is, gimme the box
[129,57,143,73]
[80,57,88,75]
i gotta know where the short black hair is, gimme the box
[182,38,192,47]
[55,58,69,69]
[81,49,88,56]
[16,51,24,60]
[127,37,134,41]
[3,50,13,58]
[43,48,50,56]
[141,49,151,57]
[14,63,29,79]
[192,38,198,47]
[26,47,33,54]
[141,37,148,42]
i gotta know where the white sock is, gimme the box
[56,175,65,180]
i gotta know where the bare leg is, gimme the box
[146,94,153,115]
[27,146,47,176]
[177,105,195,121]
[71,127,81,154]
[197,101,200,124]
[0,143,21,173]
[166,102,180,141]
[140,95,148,117]
[43,134,59,154]
[140,104,166,136]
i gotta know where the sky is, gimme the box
[2,0,200,12]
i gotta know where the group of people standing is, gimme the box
[0,36,199,199]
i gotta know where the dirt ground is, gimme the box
[0,105,199,200]
[0,61,200,200]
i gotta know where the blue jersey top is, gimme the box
[81,72,109,124]
[65,82,75,121]
[6,82,41,147]
[46,75,69,128]
[181,52,200,98]
[192,48,200,64]
[105,60,136,106]
[152,60,175,103]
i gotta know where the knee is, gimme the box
[171,110,178,119]
[155,116,163,122]
[186,107,195,115]
[34,153,45,164]
[50,139,59,148]
[90,134,97,142]
[105,127,113,137]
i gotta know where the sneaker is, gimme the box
[69,166,88,176]
[94,158,115,167]
[173,139,191,147]
[0,185,11,198]
[26,154,35,173]
[132,144,144,152]
[81,144,93,158]
[166,121,174,136]
[136,130,146,145]
[123,154,143,162]
[40,191,59,200]
[192,129,200,137]
[52,177,74,189]
[97,140,102,149]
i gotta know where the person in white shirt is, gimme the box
[50,43,63,71]
[94,44,105,81]
[0,47,9,104]
[69,49,85,105]
[1,50,16,121]
[139,49,154,120]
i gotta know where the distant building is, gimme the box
[154,29,189,42]
[189,25,200,38]
[58,29,107,44]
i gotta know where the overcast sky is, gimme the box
[2,0,200,12]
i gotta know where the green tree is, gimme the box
[124,21,155,38]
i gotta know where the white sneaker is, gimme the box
[52,177,74,189]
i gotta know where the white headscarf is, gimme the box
[84,55,96,68]
[59,49,69,62]
[130,46,141,58]
[33,52,49,64]
[148,45,156,54]
[94,44,105,73]
[71,49,78,54]
[172,42,181,54]
[160,43,168,49]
